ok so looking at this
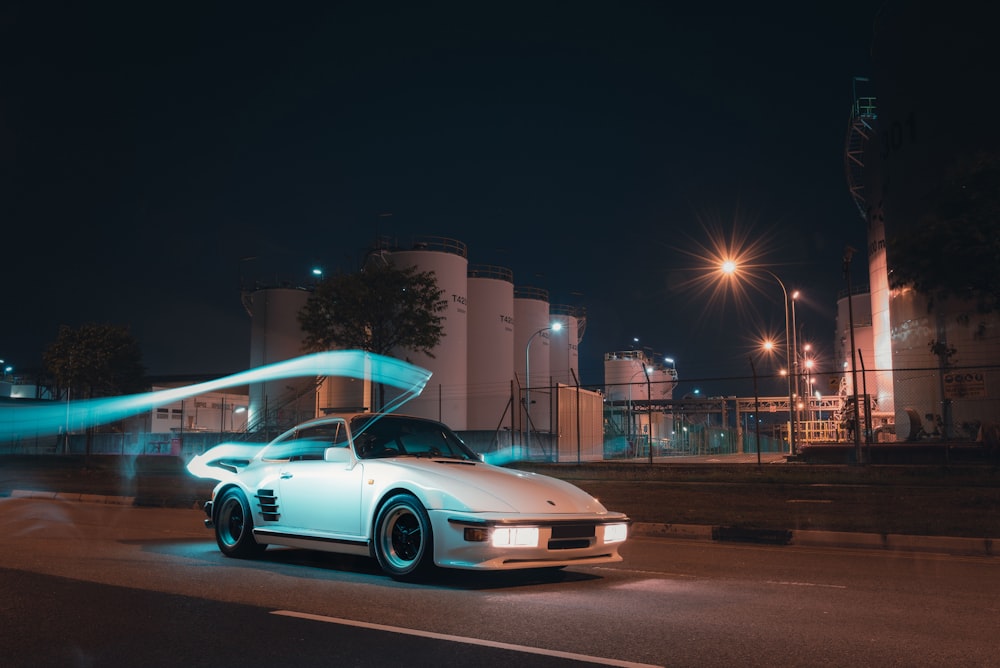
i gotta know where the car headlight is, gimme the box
[603,523,628,544]
[491,527,540,548]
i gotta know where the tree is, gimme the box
[298,259,447,409]
[887,151,1000,315]
[43,323,147,461]
[44,323,148,397]
[887,152,1000,442]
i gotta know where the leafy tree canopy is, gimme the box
[888,151,1000,314]
[43,323,148,397]
[298,260,447,359]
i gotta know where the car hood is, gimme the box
[382,458,612,515]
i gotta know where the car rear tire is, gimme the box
[373,493,435,580]
[215,488,266,558]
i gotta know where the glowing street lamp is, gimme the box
[524,322,562,455]
[310,267,324,287]
[721,261,797,455]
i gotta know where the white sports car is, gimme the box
[188,413,630,580]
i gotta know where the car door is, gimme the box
[274,421,365,537]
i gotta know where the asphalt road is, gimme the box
[3,500,999,667]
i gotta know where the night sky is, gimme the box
[4,1,888,392]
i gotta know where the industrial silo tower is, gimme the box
[603,350,678,456]
[466,264,515,432]
[514,286,552,445]
[245,285,315,433]
[386,236,470,429]
[549,303,584,387]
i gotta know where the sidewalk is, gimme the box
[649,453,790,464]
[628,519,996,557]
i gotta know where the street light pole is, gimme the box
[644,365,653,464]
[791,290,801,448]
[763,270,797,456]
[721,261,797,456]
[525,322,561,458]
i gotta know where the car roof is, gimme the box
[301,413,435,426]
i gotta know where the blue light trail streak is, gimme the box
[1,351,432,438]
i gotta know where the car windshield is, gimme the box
[351,415,478,461]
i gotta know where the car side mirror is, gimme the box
[324,446,352,464]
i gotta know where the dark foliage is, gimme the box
[43,323,147,398]
[887,152,1000,314]
[298,260,447,359]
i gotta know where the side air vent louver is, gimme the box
[256,489,279,521]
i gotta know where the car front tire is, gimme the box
[373,493,435,580]
[215,488,266,558]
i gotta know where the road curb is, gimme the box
[631,522,997,557]
[8,489,136,506]
[630,522,716,541]
[793,529,995,556]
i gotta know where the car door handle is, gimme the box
[280,472,293,479]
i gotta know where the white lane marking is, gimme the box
[271,609,664,668]
[767,581,847,589]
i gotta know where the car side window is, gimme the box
[262,421,346,462]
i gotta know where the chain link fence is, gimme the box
[4,364,997,460]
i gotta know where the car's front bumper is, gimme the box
[430,511,630,570]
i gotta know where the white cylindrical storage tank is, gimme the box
[603,352,651,403]
[603,351,659,457]
[316,371,370,416]
[467,265,515,432]
[649,367,677,402]
[890,288,937,439]
[648,366,677,452]
[247,287,313,433]
[514,286,552,439]
[549,304,582,386]
[891,288,1000,440]
[389,237,469,429]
